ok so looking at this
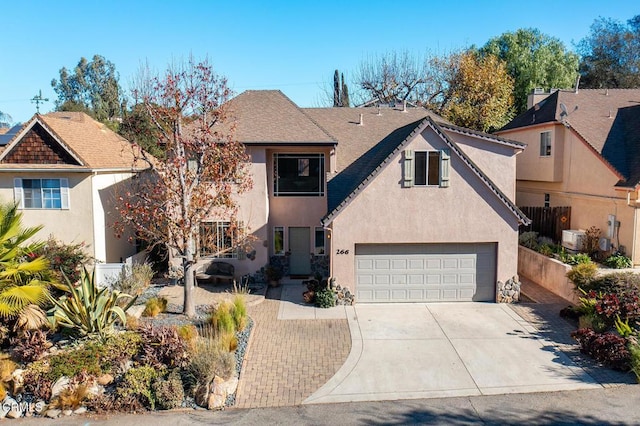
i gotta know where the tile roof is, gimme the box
[227,90,336,144]
[0,112,146,171]
[499,89,640,186]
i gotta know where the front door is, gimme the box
[289,227,311,276]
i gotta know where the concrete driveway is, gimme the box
[304,303,600,404]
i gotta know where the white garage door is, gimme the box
[355,243,496,303]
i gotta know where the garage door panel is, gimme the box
[375,275,390,285]
[357,259,374,270]
[356,243,496,303]
[375,259,390,269]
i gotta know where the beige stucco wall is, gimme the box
[266,146,330,253]
[510,123,563,182]
[0,172,97,257]
[196,147,270,278]
[518,246,577,304]
[328,126,520,296]
[500,124,639,263]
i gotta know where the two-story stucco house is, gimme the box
[201,90,528,303]
[0,112,147,263]
[496,89,640,264]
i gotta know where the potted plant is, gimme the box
[166,264,184,286]
[265,265,283,287]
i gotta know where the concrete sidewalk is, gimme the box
[305,303,601,404]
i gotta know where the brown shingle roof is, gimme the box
[303,107,444,172]
[228,90,336,144]
[0,112,146,170]
[499,89,640,185]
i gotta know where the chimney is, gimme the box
[358,113,363,126]
[402,100,407,112]
[574,75,580,93]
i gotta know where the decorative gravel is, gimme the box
[135,282,256,408]
[226,317,254,407]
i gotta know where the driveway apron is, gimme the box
[305,303,600,404]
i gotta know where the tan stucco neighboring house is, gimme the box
[0,112,147,263]
[496,89,640,264]
[202,90,528,303]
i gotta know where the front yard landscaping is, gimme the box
[519,229,640,381]
[0,203,255,420]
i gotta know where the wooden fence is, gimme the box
[519,206,571,242]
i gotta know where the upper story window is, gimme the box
[540,131,552,157]
[14,178,69,209]
[415,151,441,186]
[273,153,325,196]
[403,149,450,188]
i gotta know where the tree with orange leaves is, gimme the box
[114,58,252,317]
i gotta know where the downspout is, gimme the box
[323,224,333,278]
[628,189,640,265]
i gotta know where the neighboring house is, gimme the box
[496,89,640,264]
[0,112,147,263]
[201,90,528,303]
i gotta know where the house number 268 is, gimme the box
[336,249,350,255]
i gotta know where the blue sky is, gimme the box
[1,0,638,123]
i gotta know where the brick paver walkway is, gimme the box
[235,287,351,408]
[512,277,636,386]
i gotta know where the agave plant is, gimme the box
[49,267,137,340]
[0,203,51,318]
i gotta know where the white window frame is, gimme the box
[540,131,552,157]
[314,227,326,256]
[13,178,69,210]
[414,151,441,187]
[199,221,237,259]
[273,226,285,256]
[273,153,325,196]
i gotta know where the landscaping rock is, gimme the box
[45,409,61,419]
[126,305,146,319]
[5,397,23,419]
[97,373,114,386]
[74,406,87,415]
[51,376,70,399]
[0,398,9,418]
[10,369,24,394]
[207,375,239,410]
[63,409,73,416]
[497,275,521,303]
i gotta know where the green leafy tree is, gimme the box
[577,15,640,89]
[119,103,165,159]
[51,55,123,123]
[0,203,51,318]
[480,28,579,112]
[442,51,515,132]
[340,73,350,107]
[332,70,350,107]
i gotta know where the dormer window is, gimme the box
[540,131,552,157]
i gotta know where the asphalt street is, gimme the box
[17,385,640,425]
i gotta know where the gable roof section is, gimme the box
[499,89,640,186]
[227,90,336,145]
[321,116,530,226]
[0,112,145,171]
